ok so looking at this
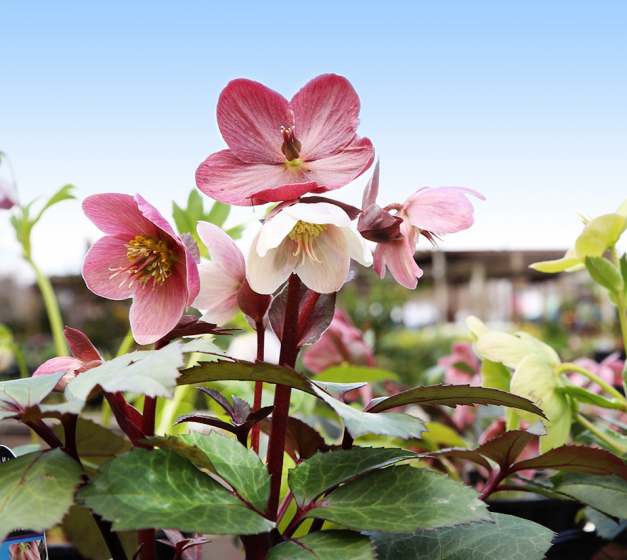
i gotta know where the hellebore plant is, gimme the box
[2,75,627,560]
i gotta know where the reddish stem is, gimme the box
[138,396,157,560]
[251,321,265,453]
[479,468,509,501]
[266,274,303,520]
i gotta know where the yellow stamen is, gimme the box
[109,235,173,290]
[288,221,327,266]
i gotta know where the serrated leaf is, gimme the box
[78,448,274,535]
[179,432,270,513]
[289,447,419,507]
[424,448,492,471]
[557,385,625,410]
[267,530,376,559]
[370,513,554,560]
[312,385,426,440]
[0,450,83,541]
[585,256,624,292]
[0,372,65,420]
[305,465,490,532]
[583,507,627,540]
[366,384,546,419]
[141,436,216,471]
[512,445,627,479]
[314,366,399,384]
[314,380,368,399]
[553,473,627,518]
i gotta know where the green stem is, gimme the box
[557,362,627,404]
[576,413,627,455]
[116,328,135,357]
[11,342,28,379]
[27,257,68,356]
[610,247,627,394]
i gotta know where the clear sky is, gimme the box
[1,0,626,279]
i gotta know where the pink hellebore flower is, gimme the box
[247,202,372,295]
[0,175,18,210]
[573,353,625,392]
[9,541,42,560]
[303,309,376,373]
[196,74,374,206]
[359,164,485,289]
[439,342,480,385]
[33,327,103,391]
[82,194,200,345]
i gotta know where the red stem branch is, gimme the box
[251,321,265,453]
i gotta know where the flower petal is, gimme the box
[291,74,361,161]
[338,225,373,267]
[194,262,242,326]
[374,236,423,289]
[302,136,374,191]
[135,194,179,240]
[64,327,102,364]
[402,187,485,234]
[296,230,349,293]
[83,193,159,238]
[197,221,245,281]
[0,176,18,209]
[217,79,294,164]
[33,356,82,378]
[183,244,200,308]
[82,237,136,300]
[196,149,317,206]
[283,202,353,228]
[129,271,188,345]
[247,234,297,295]
[362,160,380,209]
[257,211,299,257]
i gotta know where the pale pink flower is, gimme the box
[359,164,484,289]
[9,541,42,560]
[0,175,18,210]
[82,194,200,345]
[247,202,372,295]
[303,309,376,373]
[439,342,480,385]
[573,353,625,392]
[33,327,103,391]
[196,74,374,206]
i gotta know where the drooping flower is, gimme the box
[33,327,103,391]
[359,164,484,289]
[82,194,200,345]
[0,174,18,210]
[196,74,374,206]
[303,309,376,373]
[247,202,372,294]
[193,221,271,326]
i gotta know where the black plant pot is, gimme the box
[488,497,582,533]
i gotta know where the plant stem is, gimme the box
[576,413,627,455]
[267,274,302,520]
[11,342,28,379]
[611,247,627,394]
[138,396,157,560]
[27,257,68,356]
[557,362,627,405]
[479,468,508,501]
[251,321,265,453]
[116,328,135,357]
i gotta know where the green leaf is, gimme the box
[207,200,231,228]
[576,213,627,258]
[142,436,216,472]
[370,513,554,560]
[512,445,627,479]
[530,253,583,273]
[312,385,426,440]
[557,385,625,410]
[289,447,419,507]
[179,432,270,513]
[305,465,490,532]
[0,450,83,541]
[78,448,274,535]
[0,372,65,421]
[53,418,131,468]
[34,184,76,223]
[62,505,138,560]
[366,384,546,419]
[314,366,399,383]
[585,256,624,292]
[553,473,627,518]
[267,530,376,560]
[480,359,511,391]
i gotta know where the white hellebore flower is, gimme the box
[247,202,373,294]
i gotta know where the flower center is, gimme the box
[109,235,173,289]
[281,126,302,162]
[288,221,327,266]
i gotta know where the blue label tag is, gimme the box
[0,446,48,559]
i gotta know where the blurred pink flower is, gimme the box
[196,74,374,206]
[193,221,271,326]
[573,352,625,393]
[247,202,372,294]
[359,164,484,289]
[33,327,103,391]
[82,193,200,345]
[0,175,18,210]
[439,342,480,385]
[303,309,376,373]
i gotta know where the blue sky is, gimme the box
[1,0,626,277]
